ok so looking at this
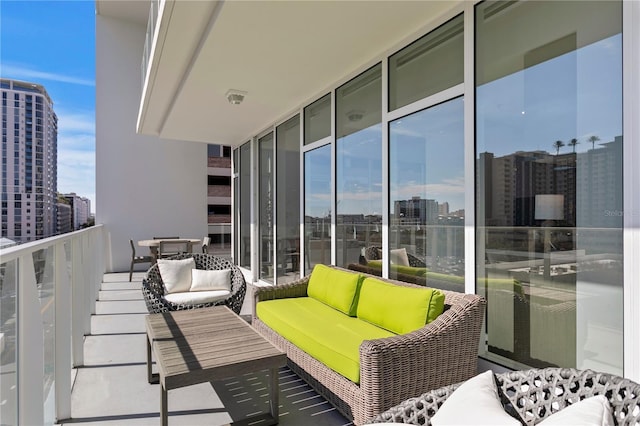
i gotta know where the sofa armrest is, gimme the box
[252,275,310,320]
[359,293,486,417]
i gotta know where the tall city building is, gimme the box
[1,79,58,243]
[207,144,231,251]
[63,192,91,230]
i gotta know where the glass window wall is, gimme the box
[259,132,274,282]
[304,144,331,273]
[336,64,382,269]
[239,142,251,268]
[389,14,464,111]
[476,0,623,373]
[388,97,465,289]
[276,116,301,283]
[304,94,331,145]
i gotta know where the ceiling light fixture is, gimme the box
[346,109,364,122]
[226,89,247,105]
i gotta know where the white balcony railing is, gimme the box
[0,225,105,425]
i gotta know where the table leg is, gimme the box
[146,334,159,384]
[269,368,279,424]
[161,383,168,426]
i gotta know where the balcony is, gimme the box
[0,227,352,425]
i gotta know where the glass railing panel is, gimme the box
[33,246,55,425]
[0,259,18,426]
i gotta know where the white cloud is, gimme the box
[1,64,94,87]
[57,110,95,134]
[57,149,96,212]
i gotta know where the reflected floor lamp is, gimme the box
[535,194,564,282]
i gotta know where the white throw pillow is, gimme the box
[157,258,195,294]
[431,370,521,426]
[390,248,410,266]
[190,269,231,292]
[164,289,230,305]
[538,395,614,426]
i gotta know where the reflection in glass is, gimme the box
[389,14,464,111]
[304,94,331,145]
[239,142,251,268]
[336,64,382,269]
[0,260,17,426]
[259,133,274,282]
[387,97,464,290]
[276,116,301,284]
[304,145,331,273]
[476,0,622,373]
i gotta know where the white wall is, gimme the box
[96,15,207,272]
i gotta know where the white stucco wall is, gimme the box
[96,15,207,272]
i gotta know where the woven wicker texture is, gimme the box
[252,265,486,425]
[141,253,246,314]
[369,367,640,425]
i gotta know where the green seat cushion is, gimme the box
[367,260,428,277]
[307,264,363,316]
[357,277,445,334]
[257,297,394,383]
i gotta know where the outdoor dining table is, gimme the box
[138,238,201,263]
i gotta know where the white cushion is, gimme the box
[538,395,613,426]
[390,248,410,266]
[431,370,521,426]
[190,269,231,292]
[158,258,195,294]
[164,290,231,305]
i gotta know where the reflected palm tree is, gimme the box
[553,140,565,155]
[588,135,600,150]
[568,138,579,153]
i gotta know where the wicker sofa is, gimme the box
[141,253,246,314]
[252,265,486,425]
[368,367,640,425]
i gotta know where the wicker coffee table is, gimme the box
[145,306,286,426]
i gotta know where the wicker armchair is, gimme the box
[363,246,426,267]
[141,253,246,314]
[368,368,640,425]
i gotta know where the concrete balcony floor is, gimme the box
[63,272,353,426]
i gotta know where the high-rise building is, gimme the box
[207,144,231,252]
[63,192,91,230]
[1,79,58,243]
[56,198,72,235]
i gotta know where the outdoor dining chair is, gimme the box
[129,239,153,282]
[158,239,193,259]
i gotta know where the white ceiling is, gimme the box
[97,0,459,147]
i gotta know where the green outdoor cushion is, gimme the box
[478,277,523,295]
[307,264,363,316]
[256,297,394,383]
[356,277,445,334]
[366,260,428,277]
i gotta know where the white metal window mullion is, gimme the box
[381,56,390,279]
[463,3,477,297]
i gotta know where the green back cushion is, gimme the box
[366,260,427,277]
[356,277,445,334]
[307,264,362,316]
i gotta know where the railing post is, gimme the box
[17,253,44,425]
[54,240,72,421]
[71,236,85,367]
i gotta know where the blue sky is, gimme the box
[1,0,96,212]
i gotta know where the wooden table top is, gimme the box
[138,238,201,247]
[147,306,286,390]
